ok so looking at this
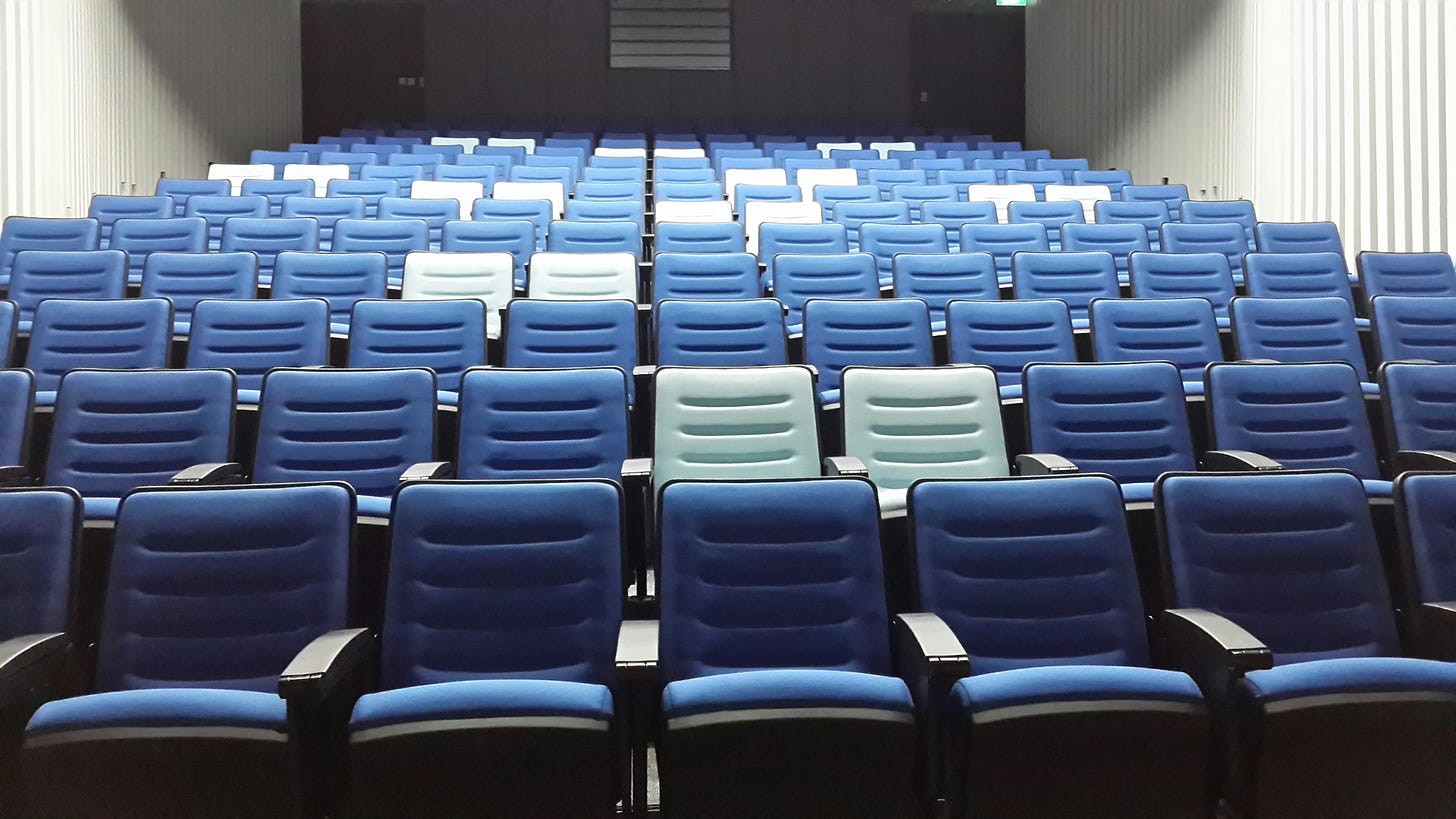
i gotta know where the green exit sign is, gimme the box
[997,0,1027,6]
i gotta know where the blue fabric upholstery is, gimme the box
[654,222,745,255]
[140,252,258,330]
[892,252,998,328]
[1091,297,1222,384]
[1398,472,1456,603]
[1180,199,1257,247]
[1244,252,1356,317]
[1207,362,1383,482]
[90,195,178,246]
[1024,362,1195,486]
[656,299,786,367]
[1238,657,1456,706]
[1008,200,1085,252]
[219,218,319,284]
[348,299,485,394]
[352,680,612,733]
[154,180,229,216]
[109,217,208,281]
[378,198,455,250]
[1162,222,1251,283]
[332,219,429,283]
[184,195,270,250]
[663,669,912,721]
[1122,184,1189,223]
[803,299,933,403]
[186,298,330,395]
[28,689,287,737]
[239,179,312,218]
[1255,221,1344,256]
[652,253,760,303]
[759,224,849,284]
[326,179,398,217]
[9,250,127,326]
[279,196,366,248]
[860,223,948,283]
[1011,251,1120,325]
[1158,471,1402,664]
[1372,298,1456,363]
[1383,363,1456,454]
[0,487,78,640]
[1128,251,1236,324]
[548,220,640,260]
[772,253,878,332]
[960,223,1050,281]
[1061,223,1149,280]
[273,251,389,333]
[945,299,1075,387]
[1359,251,1456,302]
[503,299,638,403]
[27,298,172,392]
[441,220,533,284]
[954,665,1202,716]
[1093,201,1170,250]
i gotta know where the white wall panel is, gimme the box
[1,0,301,219]
[1028,0,1456,255]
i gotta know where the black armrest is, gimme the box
[0,633,72,708]
[0,464,32,486]
[1416,602,1456,661]
[823,456,869,478]
[170,462,245,485]
[615,619,658,818]
[1395,450,1456,473]
[615,620,659,679]
[1201,450,1283,472]
[400,461,455,482]
[894,613,969,684]
[1158,608,1272,700]
[1015,453,1079,476]
[278,628,374,704]
[622,457,652,483]
[635,303,652,316]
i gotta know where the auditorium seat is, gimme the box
[652,477,918,818]
[361,164,425,197]
[892,252,998,331]
[830,201,910,252]
[153,179,229,216]
[1094,200,1171,249]
[185,298,330,405]
[206,163,273,194]
[1008,200,1085,251]
[0,368,33,469]
[920,201,997,252]
[1370,297,1456,364]
[1155,469,1456,817]
[239,178,313,217]
[744,201,822,256]
[972,159,1028,184]
[547,220,641,262]
[945,299,1076,400]
[654,181,724,203]
[347,299,485,403]
[1180,199,1257,248]
[966,183,1035,222]
[773,253,879,334]
[1357,251,1456,307]
[219,217,320,285]
[1036,156,1091,182]
[938,170,998,195]
[1379,362,1456,474]
[472,198,553,250]
[0,304,18,368]
[912,474,1210,818]
[433,163,498,190]
[400,251,514,338]
[723,168,789,204]
[526,251,638,301]
[652,253,760,303]
[1090,298,1223,395]
[411,179,485,223]
[140,252,259,335]
[572,181,644,206]
[847,158,901,183]
[1121,184,1189,221]
[8,250,127,332]
[1244,251,1361,322]
[653,221,744,254]
[25,297,170,409]
[502,299,638,398]
[1128,251,1236,327]
[655,298,787,367]
[890,184,957,220]
[332,218,429,286]
[320,150,377,180]
[733,184,802,220]
[493,180,566,219]
[1060,222,1148,281]
[86,195,172,245]
[811,184,881,219]
[271,251,389,335]
[1011,251,1119,327]
[911,158,966,175]
[1161,222,1252,285]
[653,167,716,185]
[326,178,398,217]
[859,223,949,285]
[1230,296,1374,387]
[1004,169,1063,200]
[803,298,934,406]
[783,158,839,186]
[107,216,207,282]
[378,196,458,250]
[758,222,850,285]
[185,194,269,250]
[1044,183,1113,222]
[279,195,365,249]
[654,199,735,225]
[867,169,928,199]
[1255,220,1345,258]
[19,481,360,818]
[387,153,445,179]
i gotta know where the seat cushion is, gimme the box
[81,496,120,520]
[662,669,913,727]
[27,688,288,743]
[1239,657,1456,711]
[356,494,392,518]
[351,679,613,738]
[953,665,1204,723]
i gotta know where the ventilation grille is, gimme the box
[611,0,731,70]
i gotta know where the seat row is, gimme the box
[3,468,1456,816]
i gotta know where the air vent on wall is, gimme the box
[610,0,732,70]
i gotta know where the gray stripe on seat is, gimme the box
[667,706,914,731]
[25,725,286,749]
[972,699,1205,725]
[1262,690,1456,714]
[352,715,610,744]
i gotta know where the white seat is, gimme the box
[870,141,917,159]
[487,137,536,155]
[400,251,514,338]
[595,147,648,159]
[1046,183,1114,223]
[967,183,1037,223]
[653,147,707,159]
[840,365,1010,514]
[492,181,566,218]
[282,164,348,192]
[526,251,639,301]
[654,200,734,224]
[411,180,486,220]
[207,163,274,195]
[432,136,480,152]
[815,142,864,158]
[724,168,789,205]
[743,201,823,256]
[795,167,859,200]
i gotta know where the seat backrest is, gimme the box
[1008,200,1086,249]
[782,158,838,184]
[803,299,935,398]
[46,369,234,500]
[1036,158,1091,181]
[773,253,879,330]
[565,200,647,236]
[546,220,641,260]
[1004,170,1064,200]
[920,202,998,241]
[652,366,821,488]
[1379,362,1456,453]
[732,184,802,221]
[1254,221,1344,255]
[658,478,889,682]
[653,221,744,254]
[377,196,458,247]
[656,298,787,367]
[843,366,1009,492]
[0,368,34,466]
[1072,170,1133,197]
[1010,250,1120,321]
[400,251,513,335]
[1207,361,1380,479]
[891,252,998,319]
[724,168,789,203]
[812,184,881,219]
[278,196,366,247]
[526,251,638,301]
[1044,184,1113,222]
[219,217,321,281]
[654,182,724,204]
[966,183,1036,219]
[154,180,230,216]
[1358,252,1456,304]
[829,202,912,243]
[743,201,823,256]
[1161,222,1252,279]
[652,253,760,303]
[652,199,734,225]
[0,217,102,292]
[186,298,330,392]
[1371,297,1456,364]
[380,480,621,690]
[572,181,645,206]
[888,184,957,218]
[1093,200,1170,249]
[912,474,1150,673]
[326,179,399,216]
[360,164,424,197]
[1231,296,1367,373]
[283,163,351,194]
[348,299,486,393]
[254,368,436,500]
[1025,362,1195,484]
[388,153,446,177]
[1158,471,1399,664]
[184,195,269,248]
[959,223,1050,276]
[433,163,498,190]
[502,298,638,398]
[88,196,173,244]
[97,482,352,692]
[411,179,485,221]
[206,163,274,194]
[140,251,258,324]
[8,250,128,321]
[1060,222,1149,275]
[28,299,172,393]
[945,299,1077,386]
[867,169,928,198]
[758,223,850,280]
[1396,472,1456,605]
[455,368,629,481]
[109,217,208,279]
[1121,184,1189,221]
[493,180,566,218]
[271,251,389,327]
[1243,251,1355,311]
[1127,251,1236,319]
[859,223,949,281]
[972,159,1029,184]
[795,167,859,200]
[0,485,79,640]
[240,179,315,217]
[1180,200,1257,247]
[1090,297,1222,382]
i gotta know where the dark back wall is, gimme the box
[302,0,1024,139]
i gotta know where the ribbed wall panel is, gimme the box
[1028,0,1456,256]
[1,0,301,219]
